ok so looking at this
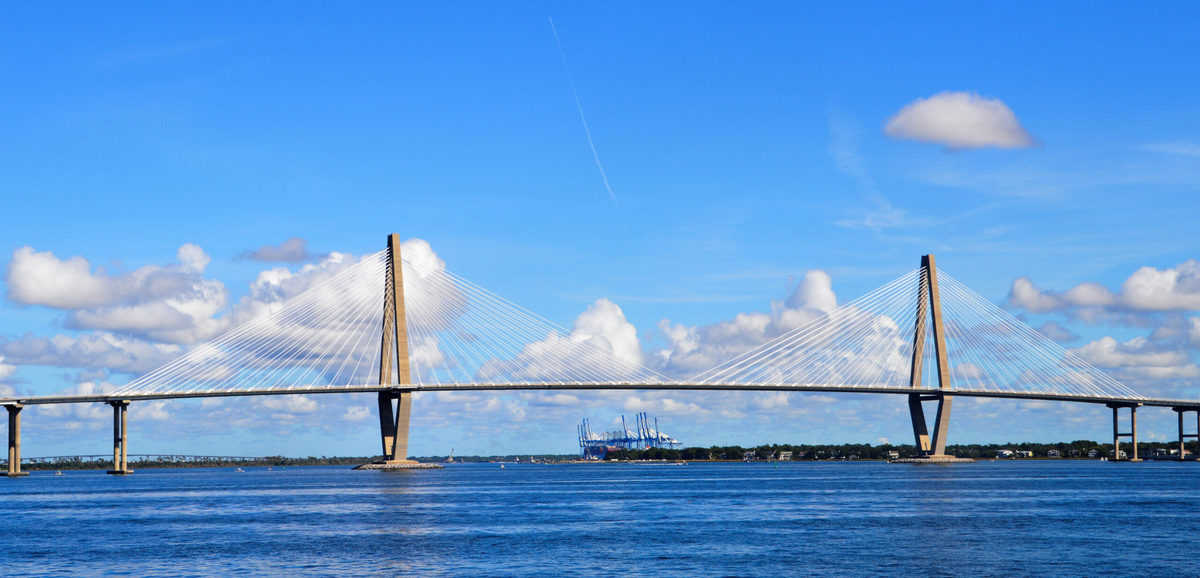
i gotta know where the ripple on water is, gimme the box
[3,462,1200,576]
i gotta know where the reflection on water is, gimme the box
[2,461,1199,575]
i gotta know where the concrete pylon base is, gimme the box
[890,456,974,464]
[2,472,30,477]
[354,460,443,470]
[106,469,134,475]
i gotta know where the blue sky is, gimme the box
[2,3,1200,457]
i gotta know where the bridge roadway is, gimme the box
[6,384,1200,475]
[5,382,1199,409]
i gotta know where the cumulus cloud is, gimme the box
[34,381,123,425]
[0,332,181,374]
[884,91,1034,149]
[0,356,14,381]
[623,394,707,416]
[1073,336,1200,379]
[1036,321,1078,343]
[1009,260,1200,317]
[656,271,838,375]
[1121,261,1200,310]
[0,239,448,390]
[6,244,230,344]
[241,238,316,263]
[7,244,217,310]
[343,405,370,421]
[572,298,643,367]
[261,395,318,413]
[482,298,646,381]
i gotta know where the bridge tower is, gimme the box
[907,254,956,459]
[364,233,426,469]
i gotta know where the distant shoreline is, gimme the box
[15,438,1199,470]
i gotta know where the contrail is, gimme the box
[549,17,617,202]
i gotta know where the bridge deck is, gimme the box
[4,383,1198,409]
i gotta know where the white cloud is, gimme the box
[785,271,837,315]
[0,332,181,374]
[884,91,1034,149]
[134,400,171,421]
[400,238,446,280]
[1008,278,1062,313]
[343,406,370,422]
[6,244,216,310]
[410,336,447,369]
[177,243,211,273]
[623,395,707,416]
[242,237,314,263]
[481,298,645,381]
[35,381,121,425]
[1036,321,1078,343]
[656,270,838,376]
[750,391,790,410]
[572,298,643,367]
[0,356,15,381]
[526,393,582,406]
[1,239,447,388]
[1121,261,1200,310]
[261,395,318,413]
[1073,336,1199,379]
[1009,260,1200,315]
[6,244,229,345]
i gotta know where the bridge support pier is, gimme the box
[375,389,415,464]
[1108,403,1141,462]
[107,400,132,475]
[1173,407,1199,461]
[908,393,953,456]
[901,255,966,462]
[354,234,440,471]
[4,404,28,477]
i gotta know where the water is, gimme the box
[2,461,1198,576]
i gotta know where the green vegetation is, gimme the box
[413,454,578,463]
[603,440,1200,461]
[18,440,1197,471]
[22,455,372,471]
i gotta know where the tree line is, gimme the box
[603,440,1200,461]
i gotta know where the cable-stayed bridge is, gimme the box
[4,234,1200,475]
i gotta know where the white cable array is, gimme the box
[695,269,923,388]
[693,267,1144,401]
[111,250,669,396]
[113,251,389,396]
[935,269,1143,400]
[95,252,1143,401]
[401,267,668,386]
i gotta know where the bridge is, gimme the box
[4,234,1200,475]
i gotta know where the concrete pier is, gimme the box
[353,461,443,470]
[5,404,28,477]
[1174,407,1199,461]
[1108,402,1142,462]
[107,400,133,475]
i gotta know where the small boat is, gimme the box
[500,464,505,469]
[54,470,63,476]
[235,467,245,472]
